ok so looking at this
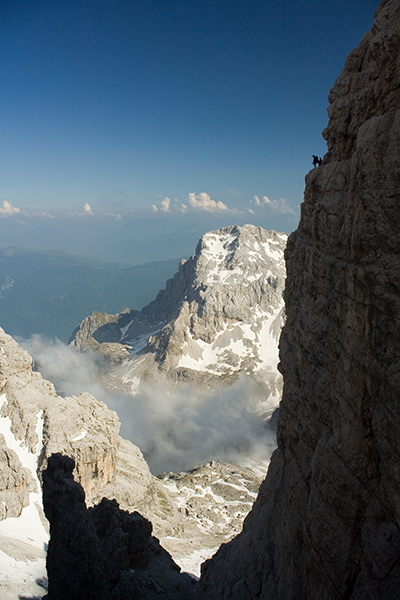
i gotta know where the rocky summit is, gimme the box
[195,1,400,598]
[69,224,287,404]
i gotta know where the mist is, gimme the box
[21,335,277,474]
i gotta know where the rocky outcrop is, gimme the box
[0,327,119,504]
[0,443,35,520]
[195,2,400,598]
[69,308,135,360]
[42,453,196,600]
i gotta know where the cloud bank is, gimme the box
[152,192,231,215]
[21,336,276,474]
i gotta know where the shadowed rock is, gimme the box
[42,453,109,599]
[42,453,196,600]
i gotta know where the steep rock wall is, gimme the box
[195,1,400,598]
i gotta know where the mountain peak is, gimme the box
[70,225,287,406]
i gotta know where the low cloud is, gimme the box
[152,196,171,213]
[187,192,228,213]
[103,212,122,219]
[0,201,20,215]
[152,192,233,215]
[21,336,276,474]
[32,211,56,219]
[253,195,295,215]
[71,202,94,217]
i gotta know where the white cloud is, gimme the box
[21,336,275,474]
[188,192,229,213]
[152,191,237,215]
[103,212,122,219]
[71,202,94,217]
[0,201,20,215]
[252,195,295,215]
[160,196,171,212]
[32,211,56,219]
[152,196,173,213]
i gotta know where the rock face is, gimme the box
[42,453,196,600]
[0,327,120,507]
[195,2,400,598]
[0,326,120,599]
[70,225,286,402]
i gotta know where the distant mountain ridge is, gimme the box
[0,247,180,341]
[70,224,287,407]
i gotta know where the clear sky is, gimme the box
[0,0,378,262]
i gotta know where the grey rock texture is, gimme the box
[0,326,120,505]
[0,442,35,520]
[69,307,136,360]
[42,453,196,600]
[195,2,400,598]
[160,460,265,575]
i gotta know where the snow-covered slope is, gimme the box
[0,395,48,599]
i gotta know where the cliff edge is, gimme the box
[195,1,400,598]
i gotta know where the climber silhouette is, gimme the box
[312,155,322,168]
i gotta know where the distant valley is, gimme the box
[0,248,180,341]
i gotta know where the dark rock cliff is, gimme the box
[195,1,400,598]
[42,453,196,600]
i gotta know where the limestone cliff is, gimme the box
[195,1,400,598]
[0,327,119,508]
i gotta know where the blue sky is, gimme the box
[0,0,378,262]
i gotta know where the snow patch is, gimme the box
[0,395,48,595]
[71,429,87,442]
[177,303,283,377]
